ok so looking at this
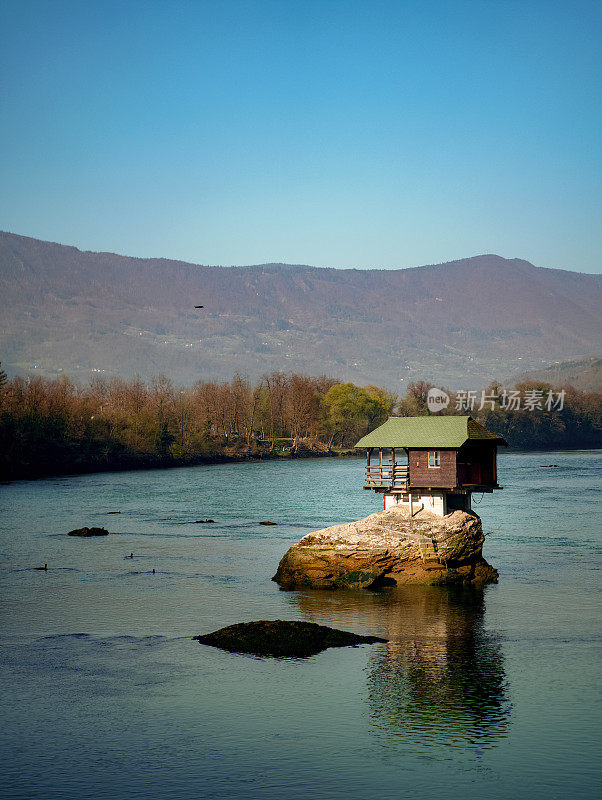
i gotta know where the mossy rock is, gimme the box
[332,570,378,588]
[194,620,387,657]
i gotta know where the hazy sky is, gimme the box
[1,0,600,272]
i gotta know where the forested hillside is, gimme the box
[2,231,601,389]
[514,356,602,393]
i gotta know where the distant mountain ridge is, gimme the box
[1,231,601,389]
[513,356,602,392]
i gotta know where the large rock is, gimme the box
[273,507,498,590]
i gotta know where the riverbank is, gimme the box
[1,370,600,481]
[3,443,601,483]
[0,443,359,482]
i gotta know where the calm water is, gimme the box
[1,452,600,799]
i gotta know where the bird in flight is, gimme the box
[194,305,204,309]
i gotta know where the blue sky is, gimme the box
[1,0,600,272]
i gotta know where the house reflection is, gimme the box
[291,585,510,753]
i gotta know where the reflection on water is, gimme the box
[293,585,510,754]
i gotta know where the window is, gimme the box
[428,450,440,468]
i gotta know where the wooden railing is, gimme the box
[364,464,409,490]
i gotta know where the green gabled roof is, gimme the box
[354,416,508,449]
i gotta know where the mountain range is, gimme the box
[1,231,601,390]
[514,356,602,393]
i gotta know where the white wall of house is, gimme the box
[384,491,446,516]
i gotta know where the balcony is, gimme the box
[364,464,409,491]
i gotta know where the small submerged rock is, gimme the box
[259,521,278,526]
[67,526,110,537]
[194,620,387,657]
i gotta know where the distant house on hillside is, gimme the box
[354,416,507,517]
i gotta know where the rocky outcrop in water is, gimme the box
[67,526,110,537]
[273,507,498,590]
[194,620,387,657]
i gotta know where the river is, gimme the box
[0,451,600,799]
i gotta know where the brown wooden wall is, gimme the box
[408,448,457,488]
[457,444,497,485]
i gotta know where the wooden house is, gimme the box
[354,416,507,516]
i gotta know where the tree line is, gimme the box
[399,379,602,449]
[0,365,600,480]
[0,368,396,479]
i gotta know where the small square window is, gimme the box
[428,451,440,468]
